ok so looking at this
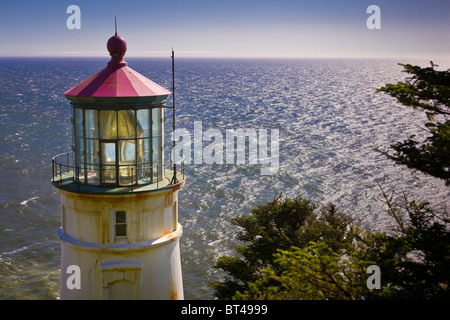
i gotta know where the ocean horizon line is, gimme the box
[0,53,446,61]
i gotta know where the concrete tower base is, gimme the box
[56,185,183,300]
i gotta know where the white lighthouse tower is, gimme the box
[52,31,185,300]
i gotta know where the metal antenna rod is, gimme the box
[115,16,117,35]
[171,48,178,184]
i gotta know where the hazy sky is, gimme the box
[0,0,449,59]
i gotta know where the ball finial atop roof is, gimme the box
[107,34,127,57]
[107,17,127,67]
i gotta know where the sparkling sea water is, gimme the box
[1,57,449,300]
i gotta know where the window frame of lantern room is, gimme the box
[71,103,164,188]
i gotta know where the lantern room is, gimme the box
[70,103,164,186]
[53,32,183,191]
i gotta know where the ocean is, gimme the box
[1,57,449,300]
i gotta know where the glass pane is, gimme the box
[85,109,98,138]
[85,139,99,165]
[102,166,116,184]
[100,110,117,139]
[119,165,135,185]
[76,166,85,184]
[152,136,162,181]
[102,143,116,164]
[137,109,150,138]
[152,108,161,137]
[75,136,84,165]
[119,140,135,164]
[74,108,84,137]
[139,162,151,182]
[142,138,150,165]
[118,110,137,139]
[136,139,145,164]
[152,163,161,181]
[115,224,126,237]
[115,211,126,223]
[152,136,161,164]
[86,165,100,185]
[138,139,151,182]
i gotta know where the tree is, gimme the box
[210,194,361,300]
[370,63,450,298]
[376,62,450,185]
[356,185,450,299]
[233,241,375,300]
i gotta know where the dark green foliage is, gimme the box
[369,62,450,298]
[377,62,450,115]
[361,190,450,299]
[210,194,360,300]
[234,242,375,300]
[376,62,450,185]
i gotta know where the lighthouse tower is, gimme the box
[52,32,185,299]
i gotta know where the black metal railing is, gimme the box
[52,151,185,191]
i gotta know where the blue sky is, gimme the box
[0,0,449,59]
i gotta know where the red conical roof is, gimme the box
[64,33,170,102]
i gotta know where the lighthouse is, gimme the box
[52,31,185,299]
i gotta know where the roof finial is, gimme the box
[115,16,117,35]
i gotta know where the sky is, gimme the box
[0,0,449,59]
